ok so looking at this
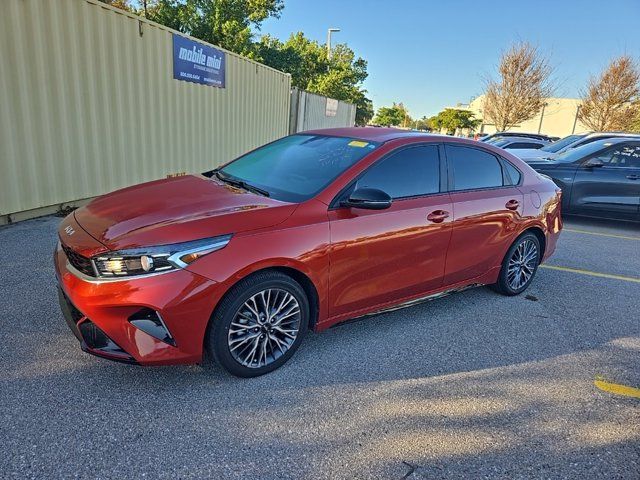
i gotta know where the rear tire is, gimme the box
[492,232,541,296]
[205,271,309,377]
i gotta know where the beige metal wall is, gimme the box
[0,0,291,218]
[289,88,356,134]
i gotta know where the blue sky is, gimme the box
[260,0,640,118]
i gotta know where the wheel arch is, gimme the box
[522,225,547,261]
[269,266,320,331]
[209,262,322,333]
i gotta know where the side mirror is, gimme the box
[584,158,605,168]
[341,188,392,210]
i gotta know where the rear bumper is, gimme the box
[542,193,563,263]
[55,241,224,365]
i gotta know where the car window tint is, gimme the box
[503,160,522,184]
[447,145,504,190]
[508,142,542,149]
[541,134,586,153]
[577,136,612,148]
[355,145,440,199]
[596,145,640,168]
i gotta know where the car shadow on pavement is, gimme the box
[2,216,639,478]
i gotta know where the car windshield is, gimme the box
[554,140,617,163]
[219,134,379,202]
[540,134,585,153]
[491,138,516,147]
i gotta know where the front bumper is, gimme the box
[55,239,223,366]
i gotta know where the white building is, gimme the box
[467,95,590,137]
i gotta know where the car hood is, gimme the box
[74,174,297,250]
[526,159,564,170]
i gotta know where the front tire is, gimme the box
[206,271,309,377]
[493,232,541,296]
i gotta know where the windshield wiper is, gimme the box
[214,171,270,197]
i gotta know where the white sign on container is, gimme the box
[325,98,338,117]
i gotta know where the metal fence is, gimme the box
[0,0,291,221]
[289,88,356,134]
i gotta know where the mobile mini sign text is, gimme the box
[172,34,226,88]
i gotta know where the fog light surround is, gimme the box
[129,308,176,346]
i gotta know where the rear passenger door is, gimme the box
[443,144,524,286]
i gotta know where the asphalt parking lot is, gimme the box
[1,215,638,479]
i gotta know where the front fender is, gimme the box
[185,223,331,324]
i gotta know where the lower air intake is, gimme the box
[78,320,135,362]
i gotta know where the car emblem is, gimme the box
[64,225,75,236]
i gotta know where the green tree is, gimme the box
[145,0,283,57]
[255,33,373,125]
[98,0,135,11]
[129,4,373,124]
[372,103,411,127]
[431,108,480,135]
[255,33,325,89]
[414,116,436,131]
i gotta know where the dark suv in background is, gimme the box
[529,138,640,221]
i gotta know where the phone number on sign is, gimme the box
[179,72,200,80]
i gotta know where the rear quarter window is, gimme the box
[502,160,522,185]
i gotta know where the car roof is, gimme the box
[580,137,640,148]
[301,127,446,143]
[583,132,640,139]
[487,132,553,140]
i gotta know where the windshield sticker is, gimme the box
[348,140,369,148]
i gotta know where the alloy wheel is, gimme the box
[507,239,539,290]
[227,289,301,368]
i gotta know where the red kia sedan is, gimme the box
[55,128,562,377]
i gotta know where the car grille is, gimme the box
[61,242,96,277]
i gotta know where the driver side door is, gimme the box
[327,144,453,318]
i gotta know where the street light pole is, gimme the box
[572,105,581,134]
[327,28,340,61]
[537,103,547,134]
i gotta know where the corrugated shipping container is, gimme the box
[0,0,291,218]
[290,88,356,134]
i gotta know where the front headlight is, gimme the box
[92,235,232,278]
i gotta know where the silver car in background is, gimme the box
[512,132,640,162]
[485,136,550,150]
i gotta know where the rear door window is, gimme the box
[445,145,504,191]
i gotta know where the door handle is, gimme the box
[505,199,520,211]
[627,175,639,180]
[427,210,450,223]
